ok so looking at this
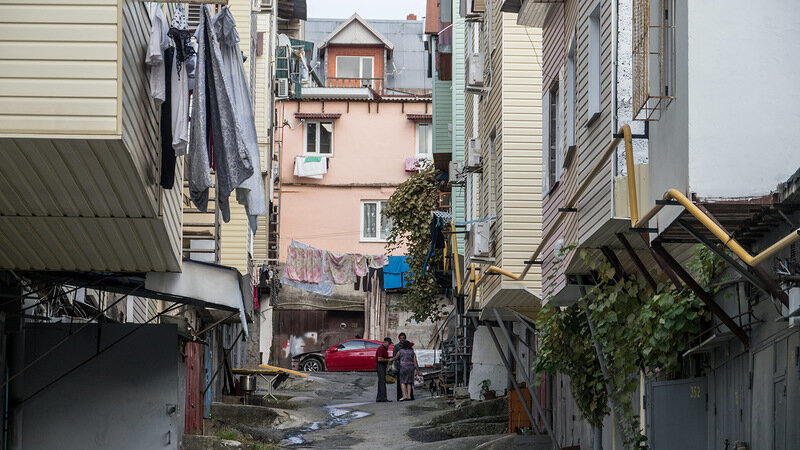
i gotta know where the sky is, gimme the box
[306,0,427,20]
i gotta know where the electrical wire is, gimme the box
[1,284,142,389]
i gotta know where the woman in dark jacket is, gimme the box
[395,340,419,401]
[393,333,414,400]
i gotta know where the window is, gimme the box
[588,3,602,121]
[364,341,382,349]
[361,201,392,241]
[545,85,559,192]
[566,33,577,149]
[305,121,333,154]
[336,56,374,79]
[338,340,366,351]
[416,122,433,157]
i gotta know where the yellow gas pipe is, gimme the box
[622,126,800,267]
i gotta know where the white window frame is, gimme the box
[360,200,390,242]
[335,55,375,79]
[587,2,602,122]
[566,32,577,149]
[416,122,433,158]
[303,121,334,155]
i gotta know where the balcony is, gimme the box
[0,0,181,272]
[326,77,385,95]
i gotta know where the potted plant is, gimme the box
[480,379,496,400]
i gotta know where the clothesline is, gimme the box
[281,241,388,296]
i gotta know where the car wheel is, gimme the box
[301,357,323,372]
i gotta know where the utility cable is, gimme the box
[1,284,141,389]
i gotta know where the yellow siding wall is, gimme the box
[0,0,119,135]
[500,17,542,295]
[219,1,253,273]
[477,0,506,305]
[219,3,272,272]
[472,2,543,307]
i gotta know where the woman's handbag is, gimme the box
[385,374,397,384]
[413,373,424,388]
[387,361,399,376]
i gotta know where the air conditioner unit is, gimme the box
[466,52,485,92]
[460,0,484,19]
[276,78,289,98]
[469,222,491,259]
[465,138,482,171]
[448,161,464,184]
[252,0,273,12]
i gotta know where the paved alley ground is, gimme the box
[264,372,544,449]
[275,371,448,448]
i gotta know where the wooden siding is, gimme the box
[540,6,573,301]
[0,0,120,135]
[500,16,543,295]
[574,0,614,241]
[452,7,466,253]
[433,78,452,154]
[476,0,506,305]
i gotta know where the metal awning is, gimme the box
[24,259,250,337]
[146,260,249,338]
[480,286,541,320]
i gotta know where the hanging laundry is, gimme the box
[159,47,176,189]
[189,5,254,220]
[168,4,195,156]
[214,7,267,232]
[368,254,388,269]
[353,254,368,277]
[146,7,169,106]
[281,241,333,296]
[326,252,358,285]
[294,156,328,178]
[284,243,324,283]
[384,255,409,290]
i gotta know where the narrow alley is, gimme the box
[0,0,799,449]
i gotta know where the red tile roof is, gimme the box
[406,114,433,121]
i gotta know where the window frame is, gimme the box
[416,122,433,158]
[303,120,334,155]
[587,2,602,124]
[360,200,391,242]
[547,84,559,192]
[335,55,375,79]
[566,32,577,150]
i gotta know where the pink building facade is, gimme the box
[277,97,431,259]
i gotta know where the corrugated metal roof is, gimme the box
[304,18,431,91]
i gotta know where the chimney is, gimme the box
[407,13,417,21]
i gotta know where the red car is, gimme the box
[292,339,393,372]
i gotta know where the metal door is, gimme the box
[13,323,179,450]
[646,377,707,450]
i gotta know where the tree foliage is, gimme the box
[383,165,442,323]
[534,245,724,447]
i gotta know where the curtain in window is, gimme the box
[364,203,377,238]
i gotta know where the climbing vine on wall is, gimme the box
[534,245,725,448]
[383,165,442,323]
